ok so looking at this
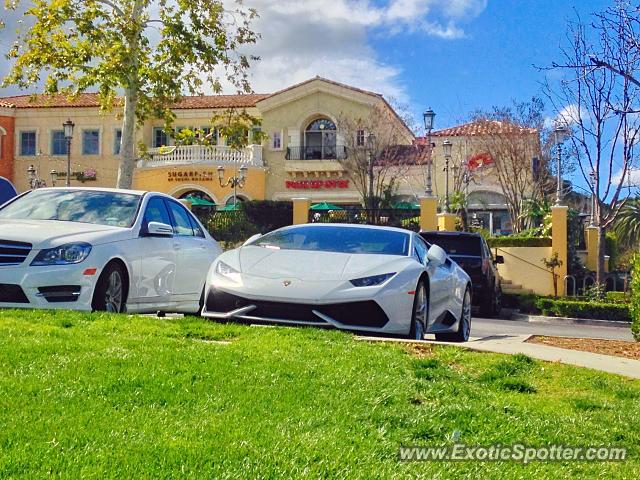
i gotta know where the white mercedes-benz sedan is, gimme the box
[202,223,472,341]
[0,187,221,313]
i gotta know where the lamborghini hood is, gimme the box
[235,246,405,281]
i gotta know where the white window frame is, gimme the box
[271,130,283,151]
[113,127,123,155]
[17,129,38,157]
[81,127,102,156]
[50,129,67,156]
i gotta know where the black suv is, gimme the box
[419,231,504,317]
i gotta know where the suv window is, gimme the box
[420,233,481,256]
[143,197,172,231]
[167,201,194,236]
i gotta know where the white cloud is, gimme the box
[0,0,488,102]
[227,0,487,101]
[544,103,588,129]
[612,168,640,188]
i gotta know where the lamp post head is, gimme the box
[27,164,36,179]
[554,124,569,144]
[443,139,452,157]
[217,165,225,181]
[367,133,376,149]
[423,108,435,132]
[239,165,248,181]
[63,119,75,139]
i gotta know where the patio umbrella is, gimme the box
[217,202,243,211]
[310,202,344,211]
[393,201,420,210]
[184,196,216,207]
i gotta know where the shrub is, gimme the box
[535,298,631,322]
[487,237,552,247]
[605,291,629,304]
[501,293,540,313]
[631,254,640,341]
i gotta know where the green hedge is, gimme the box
[487,237,552,248]
[503,293,631,322]
[605,291,629,304]
[631,254,640,341]
[535,298,631,322]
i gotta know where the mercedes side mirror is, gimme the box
[243,233,262,246]
[426,244,447,267]
[495,255,504,264]
[146,221,174,237]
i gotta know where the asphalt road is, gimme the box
[469,316,635,341]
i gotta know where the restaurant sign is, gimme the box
[285,179,349,189]
[168,170,215,182]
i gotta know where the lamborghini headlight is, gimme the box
[349,272,396,287]
[215,261,242,283]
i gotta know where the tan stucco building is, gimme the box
[0,77,427,206]
[1,78,540,233]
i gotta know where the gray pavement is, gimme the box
[470,315,634,341]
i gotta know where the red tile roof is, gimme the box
[377,144,430,166]
[0,92,268,109]
[415,120,538,140]
[172,94,269,109]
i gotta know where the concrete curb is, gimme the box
[511,313,631,328]
[358,334,640,379]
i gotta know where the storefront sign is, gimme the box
[168,170,215,182]
[285,179,349,189]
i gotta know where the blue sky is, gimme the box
[370,0,612,129]
[0,0,612,130]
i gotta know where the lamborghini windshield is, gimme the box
[250,225,410,256]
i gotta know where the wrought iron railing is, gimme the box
[308,207,420,231]
[286,145,348,161]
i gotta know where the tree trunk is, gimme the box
[596,225,607,287]
[116,88,138,189]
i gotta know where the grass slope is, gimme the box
[0,309,638,479]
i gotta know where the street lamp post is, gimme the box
[367,133,376,210]
[554,124,569,206]
[422,108,436,196]
[63,119,75,187]
[589,170,597,226]
[442,140,452,213]
[217,164,248,208]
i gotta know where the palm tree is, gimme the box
[613,197,640,248]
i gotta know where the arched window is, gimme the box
[304,117,337,160]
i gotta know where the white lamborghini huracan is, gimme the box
[202,223,472,341]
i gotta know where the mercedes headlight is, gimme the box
[350,272,396,287]
[31,243,92,266]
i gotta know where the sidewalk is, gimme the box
[360,334,640,379]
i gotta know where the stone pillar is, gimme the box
[419,196,438,231]
[292,197,310,225]
[585,226,598,272]
[437,213,457,231]
[551,206,568,297]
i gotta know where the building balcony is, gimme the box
[137,144,263,168]
[286,145,348,161]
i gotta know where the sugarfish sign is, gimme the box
[168,170,215,182]
[285,179,349,189]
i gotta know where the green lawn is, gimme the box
[0,310,638,479]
